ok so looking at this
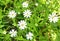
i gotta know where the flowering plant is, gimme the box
[0,0,60,41]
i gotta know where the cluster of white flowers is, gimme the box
[18,20,27,30]
[7,1,40,40]
[9,29,17,37]
[7,0,60,40]
[7,2,33,40]
[48,12,58,23]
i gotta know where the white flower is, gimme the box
[23,10,32,18]
[35,3,38,6]
[9,29,17,37]
[26,32,33,40]
[48,12,58,23]
[18,20,27,30]
[3,30,7,34]
[22,1,28,8]
[8,10,16,18]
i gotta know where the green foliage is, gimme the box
[0,0,60,41]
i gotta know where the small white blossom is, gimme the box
[23,9,32,18]
[3,30,7,34]
[9,29,17,37]
[26,32,33,40]
[35,3,38,6]
[48,12,58,23]
[22,1,28,8]
[8,10,16,18]
[18,20,27,30]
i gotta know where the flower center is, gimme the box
[12,14,14,16]
[21,24,24,26]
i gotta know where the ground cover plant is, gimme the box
[0,0,60,41]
